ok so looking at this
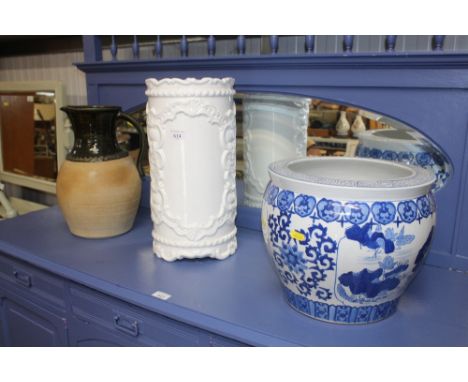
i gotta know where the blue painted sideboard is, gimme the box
[2,35,468,346]
[0,186,468,346]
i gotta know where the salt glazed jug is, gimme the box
[262,157,436,324]
[57,106,145,238]
[145,77,237,261]
[242,93,309,208]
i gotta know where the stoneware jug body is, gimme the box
[57,106,145,238]
[262,157,436,324]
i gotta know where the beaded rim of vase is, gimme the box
[241,92,311,106]
[268,157,435,200]
[61,105,122,113]
[145,77,235,97]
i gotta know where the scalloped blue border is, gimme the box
[284,286,399,324]
[265,183,435,226]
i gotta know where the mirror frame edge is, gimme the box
[0,80,66,194]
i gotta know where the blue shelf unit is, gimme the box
[78,35,468,273]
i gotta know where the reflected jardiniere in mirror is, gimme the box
[239,96,451,203]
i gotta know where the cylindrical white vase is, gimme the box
[242,93,310,208]
[145,77,237,261]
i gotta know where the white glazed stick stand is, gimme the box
[145,78,237,261]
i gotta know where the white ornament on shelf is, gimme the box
[145,77,237,261]
[242,93,309,208]
[336,110,350,137]
[351,113,366,137]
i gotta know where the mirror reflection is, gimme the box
[0,91,57,181]
[123,92,451,208]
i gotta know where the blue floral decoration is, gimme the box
[317,199,342,222]
[398,151,414,163]
[277,211,292,242]
[398,200,418,223]
[294,195,316,217]
[265,183,279,205]
[369,148,382,159]
[357,146,370,157]
[268,215,279,244]
[382,150,398,161]
[269,221,336,301]
[416,152,434,167]
[314,302,329,319]
[279,243,308,273]
[417,196,432,218]
[371,202,396,225]
[344,202,370,224]
[277,190,294,211]
[334,306,352,322]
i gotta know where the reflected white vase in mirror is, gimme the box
[351,114,366,137]
[145,77,238,261]
[242,93,310,208]
[336,110,350,137]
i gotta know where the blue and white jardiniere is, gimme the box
[261,157,436,324]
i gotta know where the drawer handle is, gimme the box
[113,314,139,337]
[13,269,32,288]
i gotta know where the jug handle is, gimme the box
[116,112,146,178]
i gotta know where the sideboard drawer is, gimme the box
[0,253,66,310]
[69,284,223,346]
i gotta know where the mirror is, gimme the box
[122,92,451,208]
[0,81,66,194]
[236,94,451,207]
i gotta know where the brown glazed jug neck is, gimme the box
[61,105,128,162]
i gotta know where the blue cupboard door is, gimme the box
[0,298,5,346]
[68,316,140,347]
[1,294,67,347]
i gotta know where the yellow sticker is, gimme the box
[290,230,305,241]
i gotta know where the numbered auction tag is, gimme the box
[152,290,172,301]
[170,130,184,140]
